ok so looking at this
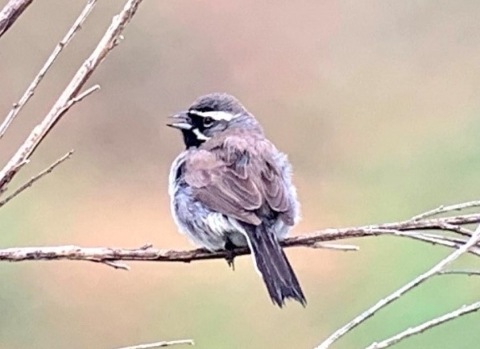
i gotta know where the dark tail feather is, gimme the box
[246,224,306,307]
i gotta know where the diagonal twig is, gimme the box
[364,301,480,349]
[0,0,99,139]
[314,224,480,349]
[412,200,480,220]
[0,150,73,208]
[57,84,100,115]
[113,339,194,349]
[91,259,131,271]
[0,0,144,193]
[0,0,34,39]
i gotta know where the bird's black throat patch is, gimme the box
[180,112,211,148]
[181,129,204,148]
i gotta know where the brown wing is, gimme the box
[184,134,295,226]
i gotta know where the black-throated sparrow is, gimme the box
[167,93,305,307]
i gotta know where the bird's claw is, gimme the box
[224,239,236,271]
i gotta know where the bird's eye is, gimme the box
[203,117,215,127]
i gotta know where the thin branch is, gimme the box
[364,301,480,349]
[0,150,73,208]
[436,222,472,237]
[412,200,480,220]
[439,269,480,277]
[0,0,98,139]
[314,224,480,349]
[359,229,480,255]
[114,339,194,349]
[0,215,480,266]
[286,213,480,249]
[61,84,101,111]
[0,0,144,193]
[312,243,359,251]
[97,260,131,271]
[0,0,34,38]
[394,231,480,256]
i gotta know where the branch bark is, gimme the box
[0,0,34,38]
[0,214,479,266]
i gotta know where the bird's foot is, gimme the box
[224,239,236,271]
[225,251,236,271]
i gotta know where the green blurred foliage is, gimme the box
[1,0,480,348]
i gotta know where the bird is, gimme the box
[167,92,306,307]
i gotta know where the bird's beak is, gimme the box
[167,111,192,130]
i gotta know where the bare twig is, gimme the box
[0,150,73,208]
[98,260,131,271]
[0,0,144,193]
[359,229,480,255]
[114,339,194,349]
[439,269,480,277]
[412,200,480,220]
[364,301,480,349]
[60,84,100,111]
[0,215,480,267]
[314,224,480,349]
[0,0,98,139]
[287,213,480,249]
[436,222,472,237]
[312,243,359,251]
[0,0,34,38]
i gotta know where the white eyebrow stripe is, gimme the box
[189,110,238,121]
[193,128,211,141]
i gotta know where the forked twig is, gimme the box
[0,0,143,193]
[314,224,480,349]
[0,0,99,138]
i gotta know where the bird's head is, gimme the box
[168,93,259,148]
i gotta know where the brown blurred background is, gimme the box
[1,1,480,348]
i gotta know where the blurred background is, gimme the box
[1,0,480,348]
